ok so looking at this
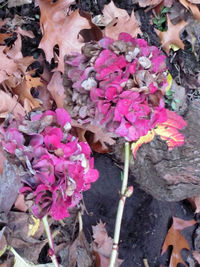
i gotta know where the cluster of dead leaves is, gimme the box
[69,220,122,267]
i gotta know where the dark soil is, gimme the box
[83,154,195,267]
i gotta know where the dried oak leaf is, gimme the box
[0,90,25,118]
[192,251,200,263]
[102,1,141,40]
[155,15,187,54]
[0,161,22,214]
[179,0,200,21]
[188,195,200,213]
[12,73,43,111]
[162,217,196,267]
[47,71,65,108]
[38,0,102,72]
[0,227,7,258]
[187,0,200,3]
[7,211,47,263]
[71,120,116,152]
[132,0,163,7]
[69,230,93,267]
[92,221,123,267]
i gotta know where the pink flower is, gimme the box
[1,108,99,220]
[64,33,170,142]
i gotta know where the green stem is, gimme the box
[42,215,60,267]
[109,142,130,267]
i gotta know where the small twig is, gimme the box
[42,215,60,267]
[109,142,130,267]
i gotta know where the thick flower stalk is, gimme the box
[64,32,169,141]
[0,108,99,220]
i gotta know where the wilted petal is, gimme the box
[55,108,71,127]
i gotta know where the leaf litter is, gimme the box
[0,0,200,266]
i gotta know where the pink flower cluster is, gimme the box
[65,33,169,141]
[1,109,99,220]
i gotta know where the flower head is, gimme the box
[0,108,99,220]
[64,33,168,141]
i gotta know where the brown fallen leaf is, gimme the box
[179,0,200,21]
[155,15,187,54]
[0,147,5,175]
[0,90,25,118]
[102,1,141,40]
[14,194,28,212]
[187,0,200,3]
[7,211,47,263]
[12,73,43,111]
[69,230,94,267]
[47,71,65,108]
[92,220,123,267]
[0,33,12,45]
[192,251,200,263]
[0,161,22,214]
[162,217,196,267]
[38,0,102,72]
[71,120,116,152]
[133,0,163,7]
[188,196,200,213]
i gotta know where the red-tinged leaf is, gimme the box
[154,124,185,150]
[154,110,187,150]
[131,130,155,158]
[162,217,196,267]
[162,110,187,129]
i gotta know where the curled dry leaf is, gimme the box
[0,161,22,214]
[72,120,116,152]
[155,15,187,54]
[12,73,43,111]
[47,71,65,108]
[192,251,200,263]
[188,195,200,213]
[102,1,141,40]
[162,217,196,267]
[132,0,163,7]
[92,221,123,267]
[187,0,200,3]
[38,0,102,72]
[7,211,47,263]
[69,231,93,267]
[179,0,200,21]
[0,90,25,118]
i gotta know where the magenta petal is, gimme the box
[7,128,24,144]
[55,108,71,127]
[44,134,61,149]
[116,99,132,115]
[51,192,70,220]
[30,134,43,147]
[105,86,117,100]
[79,142,91,158]
[115,119,129,137]
[118,32,135,45]
[84,168,99,184]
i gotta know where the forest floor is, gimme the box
[0,0,200,267]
